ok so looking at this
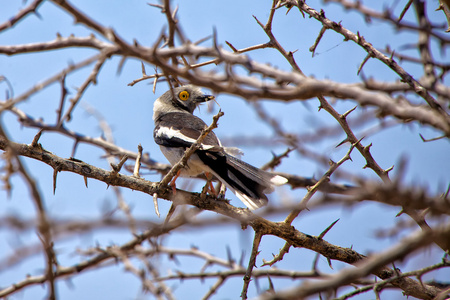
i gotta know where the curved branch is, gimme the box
[0,0,45,33]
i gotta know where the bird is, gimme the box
[153,85,287,210]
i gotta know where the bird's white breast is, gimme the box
[159,145,212,177]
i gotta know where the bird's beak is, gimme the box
[195,95,215,103]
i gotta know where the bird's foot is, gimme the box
[169,170,181,195]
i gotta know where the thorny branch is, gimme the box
[288,0,450,119]
[0,126,56,299]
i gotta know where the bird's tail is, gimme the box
[197,151,287,210]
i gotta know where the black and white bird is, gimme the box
[153,85,287,210]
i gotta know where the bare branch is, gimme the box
[0,0,45,33]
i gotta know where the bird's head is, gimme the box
[153,85,215,119]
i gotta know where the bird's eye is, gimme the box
[178,91,189,101]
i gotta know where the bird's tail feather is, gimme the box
[197,151,287,209]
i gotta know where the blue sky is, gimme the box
[1,1,449,299]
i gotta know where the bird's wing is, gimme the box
[154,112,221,150]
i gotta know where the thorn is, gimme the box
[267,275,274,292]
[71,140,79,158]
[357,54,371,75]
[153,193,160,218]
[444,184,450,200]
[239,250,246,267]
[141,62,147,76]
[286,5,293,15]
[226,245,234,266]
[419,133,426,142]
[225,41,238,52]
[212,26,220,54]
[336,137,349,148]
[351,136,365,150]
[327,257,333,269]
[312,252,320,273]
[84,176,88,188]
[31,129,44,148]
[110,154,129,175]
[341,106,357,119]
[417,274,425,288]
[319,9,326,18]
[133,144,143,178]
[389,50,396,62]
[180,55,189,67]
[396,208,404,217]
[53,169,58,195]
[392,262,401,276]
[363,142,372,152]
[164,203,177,226]
[384,165,394,174]
[152,76,158,94]
[318,219,340,239]
[34,11,42,20]
[398,0,413,22]
[419,133,445,142]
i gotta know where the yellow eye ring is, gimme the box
[178,91,190,101]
